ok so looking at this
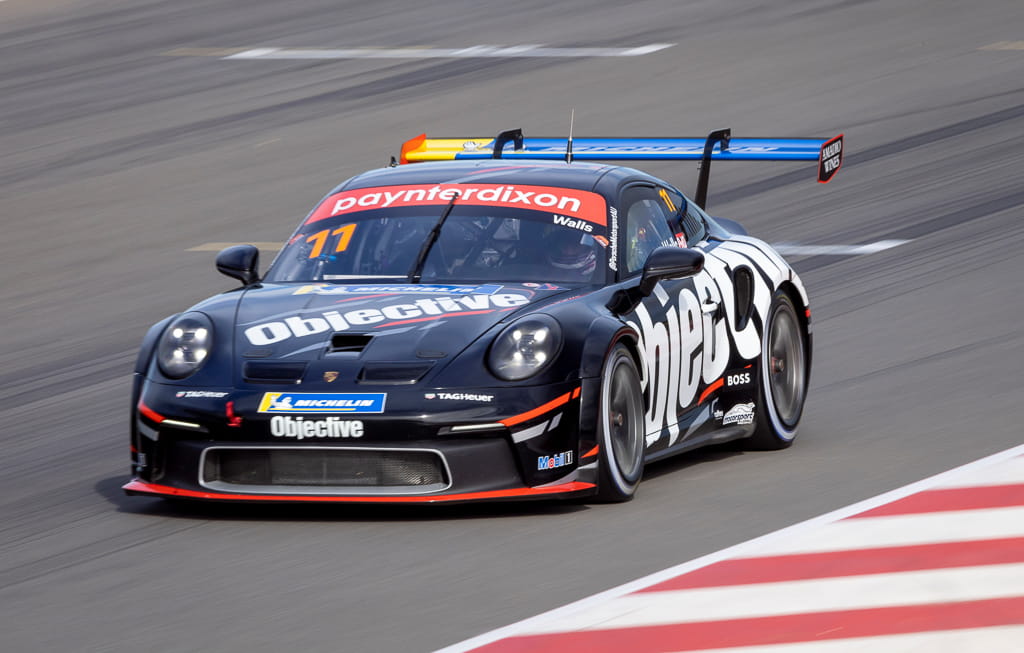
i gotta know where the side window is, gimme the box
[658,186,688,246]
[658,185,708,245]
[620,186,677,275]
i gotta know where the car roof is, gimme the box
[333,160,653,197]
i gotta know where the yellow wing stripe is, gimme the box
[400,135,494,163]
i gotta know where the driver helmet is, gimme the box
[627,218,668,271]
[546,228,597,277]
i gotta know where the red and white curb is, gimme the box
[437,443,1024,652]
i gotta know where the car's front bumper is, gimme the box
[124,379,600,504]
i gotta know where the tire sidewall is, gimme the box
[753,292,806,448]
[597,344,645,501]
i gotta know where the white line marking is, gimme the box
[222,44,674,60]
[520,562,1024,633]
[434,442,1024,653]
[622,44,675,56]
[738,506,1024,556]
[937,454,1024,488]
[228,48,281,59]
[770,239,910,256]
[980,41,1024,50]
[675,626,1024,653]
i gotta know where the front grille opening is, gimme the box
[202,448,449,494]
[329,333,373,353]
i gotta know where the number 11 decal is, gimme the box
[306,223,356,258]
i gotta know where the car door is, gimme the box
[619,184,728,454]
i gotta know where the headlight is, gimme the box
[157,312,214,379]
[488,315,561,381]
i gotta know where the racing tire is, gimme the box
[595,343,646,501]
[747,291,807,450]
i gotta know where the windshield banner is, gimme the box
[306,184,607,225]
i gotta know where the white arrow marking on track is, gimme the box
[770,239,910,256]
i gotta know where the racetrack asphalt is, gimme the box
[1,1,1023,651]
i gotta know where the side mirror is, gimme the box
[216,245,260,286]
[638,247,704,295]
[607,247,704,315]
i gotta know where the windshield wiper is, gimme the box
[407,192,459,283]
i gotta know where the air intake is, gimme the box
[243,361,307,384]
[201,447,450,495]
[358,362,433,385]
[329,333,373,354]
[733,267,754,331]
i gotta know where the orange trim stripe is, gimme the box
[375,309,493,328]
[499,389,576,428]
[572,387,581,399]
[582,445,599,458]
[697,377,724,405]
[138,400,165,424]
[122,480,595,503]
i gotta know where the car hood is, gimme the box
[233,282,576,362]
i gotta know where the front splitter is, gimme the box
[122,479,595,504]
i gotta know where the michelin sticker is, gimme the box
[258,392,386,414]
[293,284,504,296]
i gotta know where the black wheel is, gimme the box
[748,291,808,450]
[596,344,646,501]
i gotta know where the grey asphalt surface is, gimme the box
[2,1,1023,651]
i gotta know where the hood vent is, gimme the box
[329,333,373,354]
[357,362,434,385]
[243,361,308,384]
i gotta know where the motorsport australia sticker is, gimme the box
[722,402,755,426]
[258,392,386,414]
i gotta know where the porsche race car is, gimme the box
[124,128,843,503]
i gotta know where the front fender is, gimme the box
[578,315,638,379]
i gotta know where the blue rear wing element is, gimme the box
[471,137,829,161]
[400,128,844,209]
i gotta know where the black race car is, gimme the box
[124,128,842,503]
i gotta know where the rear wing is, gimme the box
[399,128,843,209]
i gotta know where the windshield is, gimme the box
[264,183,610,284]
